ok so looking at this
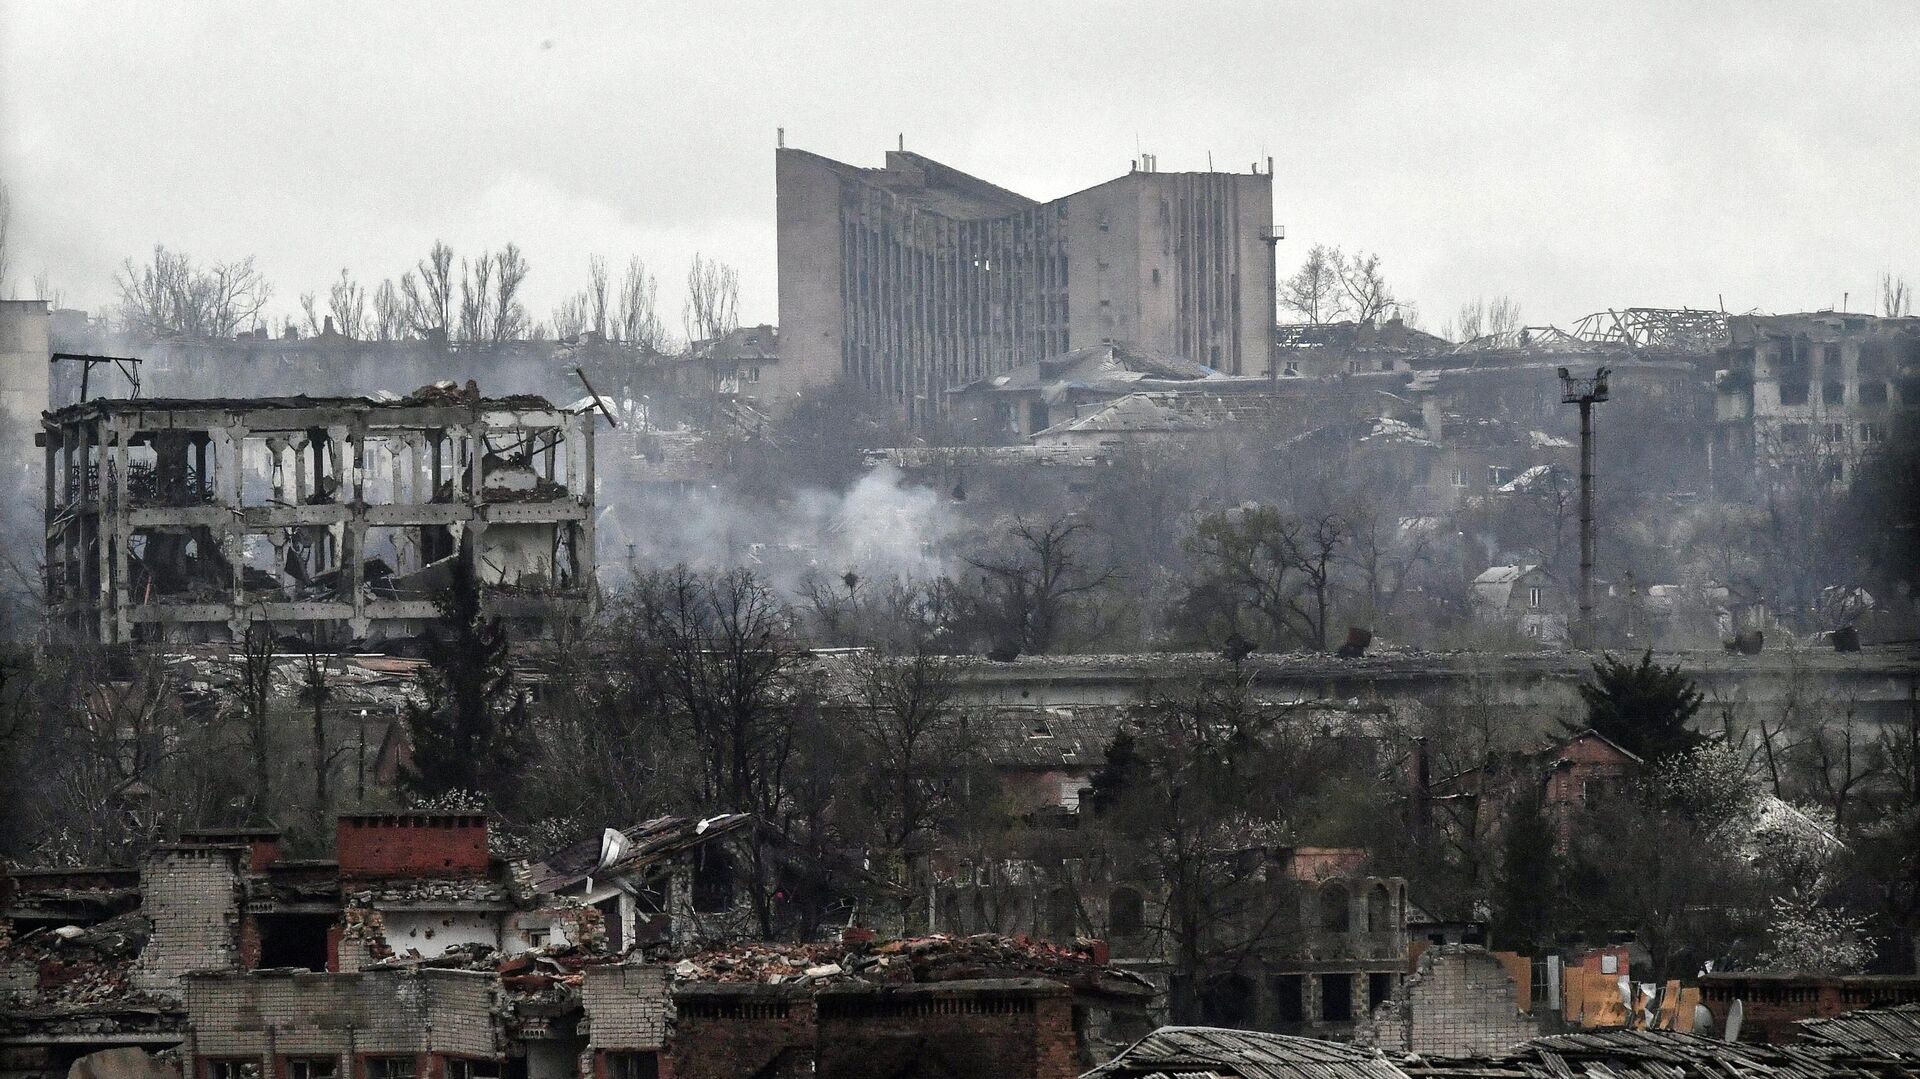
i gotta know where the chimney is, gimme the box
[323,315,337,336]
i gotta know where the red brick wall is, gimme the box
[336,815,489,880]
[671,982,1083,1079]
[1697,975,1920,1043]
[669,990,816,1079]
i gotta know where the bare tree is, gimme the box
[371,278,406,340]
[1487,295,1524,338]
[586,255,611,338]
[457,251,493,345]
[235,621,277,823]
[964,515,1117,655]
[328,269,368,338]
[1455,298,1485,343]
[618,256,668,351]
[1281,243,1347,325]
[401,240,456,341]
[298,291,323,336]
[626,567,810,937]
[1882,272,1912,318]
[1454,295,1523,343]
[1334,249,1396,323]
[684,253,741,345]
[117,246,273,337]
[551,296,590,340]
[848,646,966,855]
[490,242,530,344]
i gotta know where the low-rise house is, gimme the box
[1470,565,1568,645]
[949,344,1219,439]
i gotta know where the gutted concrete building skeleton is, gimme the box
[40,386,594,643]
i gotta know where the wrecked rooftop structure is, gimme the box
[39,385,595,644]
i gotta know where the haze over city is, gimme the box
[5,2,1919,328]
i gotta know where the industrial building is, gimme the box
[776,144,1276,421]
[39,385,595,645]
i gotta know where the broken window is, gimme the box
[1861,422,1887,443]
[1320,973,1354,1022]
[1860,380,1889,404]
[445,1061,498,1079]
[1320,883,1350,932]
[287,1059,337,1079]
[207,1061,261,1079]
[1778,423,1809,444]
[1367,883,1391,931]
[1823,380,1845,405]
[604,1054,659,1079]
[1369,972,1397,1010]
[1109,887,1145,936]
[366,1059,415,1079]
[1274,974,1305,1025]
[257,912,332,971]
[597,896,623,952]
[692,846,735,913]
[1822,422,1846,443]
[1045,886,1076,941]
[1778,381,1810,406]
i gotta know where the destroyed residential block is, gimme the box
[40,390,594,645]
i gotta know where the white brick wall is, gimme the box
[134,847,244,995]
[1358,946,1542,1058]
[582,965,671,1050]
[184,969,502,1061]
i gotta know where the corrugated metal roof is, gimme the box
[1798,1003,1920,1058]
[1086,1025,1409,1079]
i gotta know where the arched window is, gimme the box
[1320,883,1351,933]
[1109,887,1145,936]
[1367,883,1391,933]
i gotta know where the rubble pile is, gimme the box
[364,939,623,1000]
[344,878,507,906]
[670,933,1131,992]
[1,913,152,1007]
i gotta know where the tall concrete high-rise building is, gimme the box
[776,146,1275,421]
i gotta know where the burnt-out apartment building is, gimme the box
[39,386,594,645]
[1714,312,1920,488]
[777,144,1276,420]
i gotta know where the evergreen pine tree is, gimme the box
[402,539,533,808]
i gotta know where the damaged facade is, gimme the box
[776,145,1276,420]
[1714,312,1919,488]
[39,388,594,644]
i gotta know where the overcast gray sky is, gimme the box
[4,2,1917,339]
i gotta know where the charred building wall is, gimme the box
[40,391,594,645]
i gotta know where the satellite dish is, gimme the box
[1693,1004,1713,1034]
[1725,998,1744,1043]
[596,827,630,871]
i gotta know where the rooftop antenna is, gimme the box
[898,132,904,152]
[777,126,785,148]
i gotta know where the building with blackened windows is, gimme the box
[776,145,1276,421]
